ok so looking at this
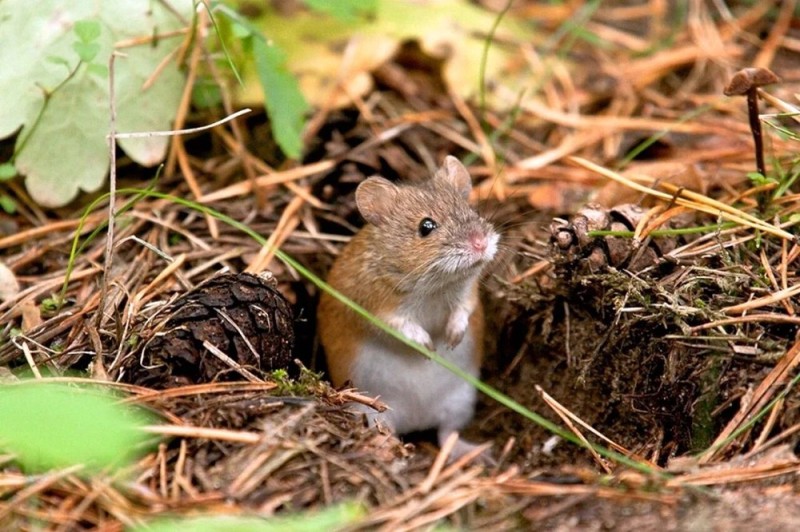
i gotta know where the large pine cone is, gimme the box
[122,272,294,388]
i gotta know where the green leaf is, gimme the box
[231,20,251,39]
[73,40,100,62]
[0,162,16,179]
[213,6,308,153]
[747,171,777,186]
[135,503,364,532]
[74,19,101,43]
[87,62,109,77]
[15,71,110,206]
[41,295,62,312]
[0,0,191,207]
[0,382,154,472]
[46,55,72,70]
[253,37,308,159]
[303,0,377,21]
[0,194,16,213]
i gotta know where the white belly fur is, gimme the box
[351,330,479,435]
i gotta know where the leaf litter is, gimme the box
[2,0,800,529]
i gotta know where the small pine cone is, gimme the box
[550,203,688,274]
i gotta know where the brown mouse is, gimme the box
[317,156,499,458]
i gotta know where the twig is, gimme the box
[536,386,610,473]
[112,108,252,139]
[420,432,459,494]
[95,52,121,330]
[245,193,305,273]
[0,465,84,522]
[201,340,262,383]
[122,381,277,404]
[141,424,263,443]
[689,313,800,333]
[0,213,107,250]
[199,160,334,203]
[20,341,42,379]
[510,259,551,284]
[753,0,796,69]
[743,423,800,459]
[752,396,783,450]
[723,283,800,315]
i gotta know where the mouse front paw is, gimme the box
[409,328,434,351]
[445,310,470,348]
[445,326,465,349]
[388,317,434,351]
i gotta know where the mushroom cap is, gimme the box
[724,67,780,96]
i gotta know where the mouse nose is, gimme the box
[469,232,488,254]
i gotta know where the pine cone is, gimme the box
[550,203,688,274]
[122,272,294,388]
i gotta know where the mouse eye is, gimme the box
[418,217,438,237]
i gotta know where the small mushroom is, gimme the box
[724,67,780,183]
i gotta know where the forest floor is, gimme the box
[2,1,800,530]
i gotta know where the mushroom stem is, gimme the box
[746,89,766,178]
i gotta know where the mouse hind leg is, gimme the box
[436,427,495,465]
[435,389,495,465]
[434,380,495,463]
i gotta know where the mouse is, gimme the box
[317,155,499,460]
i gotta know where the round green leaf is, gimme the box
[73,40,100,62]
[0,382,155,472]
[74,19,101,42]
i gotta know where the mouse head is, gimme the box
[355,156,498,290]
[357,156,471,225]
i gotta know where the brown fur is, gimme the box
[318,227,405,386]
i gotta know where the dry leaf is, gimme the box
[243,0,526,109]
[0,261,19,302]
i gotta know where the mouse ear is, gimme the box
[434,156,472,199]
[356,176,398,227]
